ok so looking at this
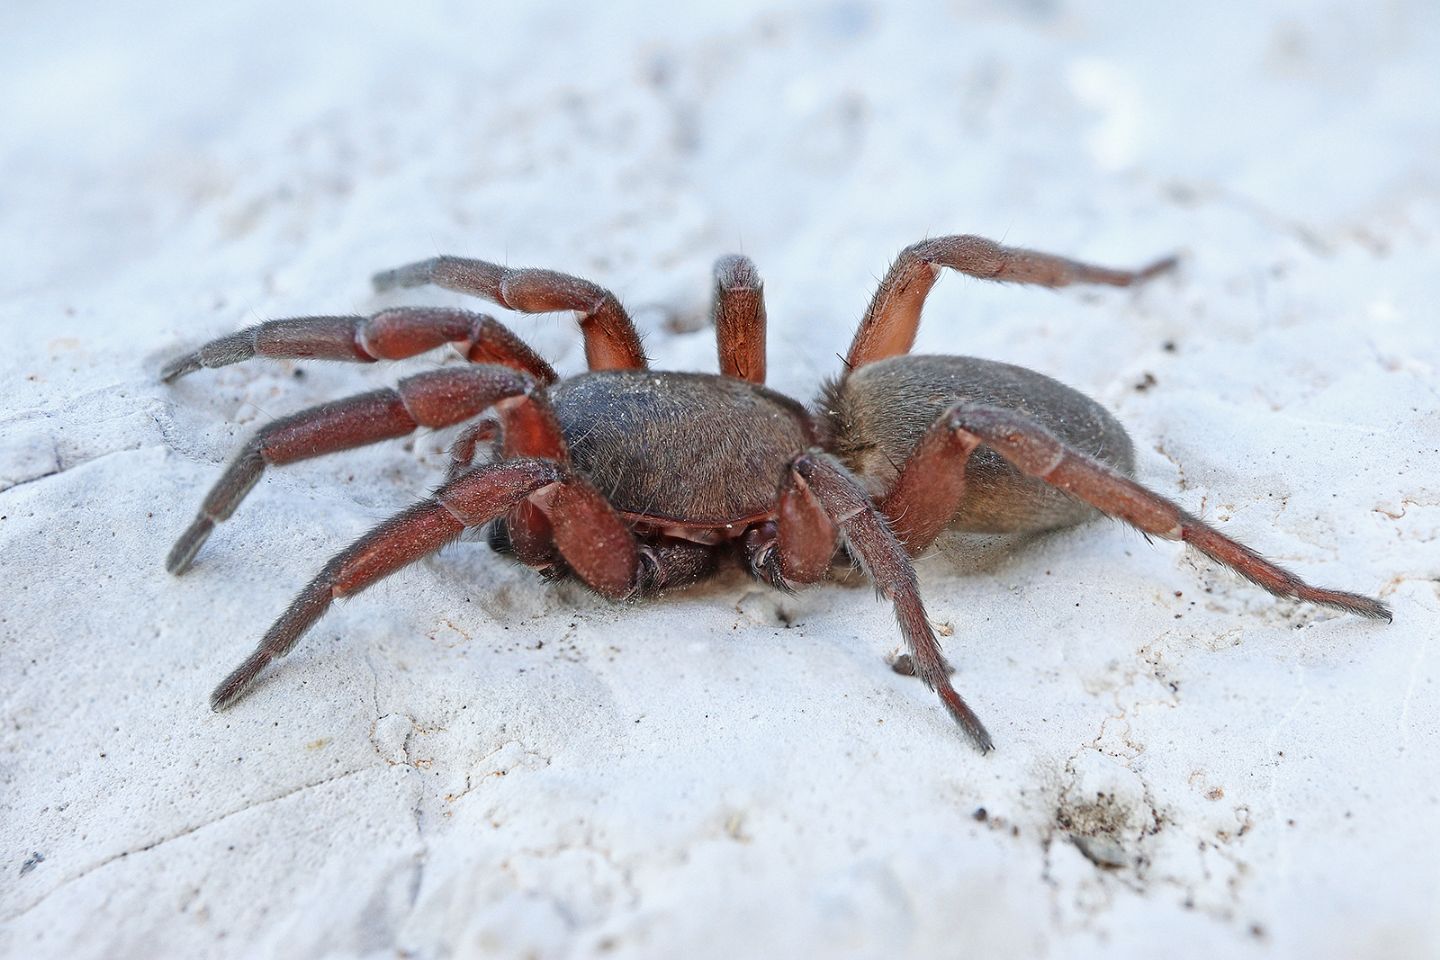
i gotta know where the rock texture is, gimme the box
[3,2,1437,958]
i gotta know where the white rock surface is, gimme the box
[3,3,1438,958]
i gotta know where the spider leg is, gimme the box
[442,420,563,576]
[167,365,561,574]
[712,254,767,384]
[793,452,994,753]
[446,419,502,482]
[209,458,562,711]
[846,235,1177,369]
[161,307,556,384]
[211,460,657,710]
[876,405,984,556]
[742,466,840,590]
[938,403,1392,620]
[541,476,640,600]
[372,256,647,371]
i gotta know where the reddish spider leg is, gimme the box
[210,458,558,709]
[877,412,983,553]
[712,254,767,384]
[166,365,552,575]
[372,256,648,371]
[846,235,1178,368]
[785,452,994,752]
[211,450,653,710]
[738,454,990,749]
[884,403,1391,621]
[160,307,556,384]
[741,461,839,590]
[446,419,501,482]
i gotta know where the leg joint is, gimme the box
[944,403,1064,476]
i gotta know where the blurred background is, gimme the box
[3,3,1437,959]
[6,1,1434,398]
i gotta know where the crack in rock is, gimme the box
[2,765,375,924]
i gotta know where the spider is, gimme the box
[161,235,1390,752]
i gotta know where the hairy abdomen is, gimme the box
[818,355,1136,534]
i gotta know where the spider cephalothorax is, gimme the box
[162,235,1390,752]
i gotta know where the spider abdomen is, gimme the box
[549,370,814,527]
[818,354,1137,535]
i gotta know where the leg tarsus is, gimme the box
[210,579,332,710]
[1180,523,1392,622]
[446,419,501,482]
[167,446,264,574]
[372,256,504,298]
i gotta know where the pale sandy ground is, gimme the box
[2,3,1438,958]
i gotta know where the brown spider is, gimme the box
[161,235,1390,752]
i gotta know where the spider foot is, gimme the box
[630,540,720,599]
[167,516,216,575]
[1136,253,1181,282]
[741,523,795,593]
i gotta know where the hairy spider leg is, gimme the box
[372,256,647,371]
[740,463,839,591]
[791,452,994,753]
[846,235,1177,370]
[166,365,554,574]
[161,307,557,384]
[711,254,768,384]
[875,407,985,556]
[446,419,502,482]
[208,394,676,712]
[209,458,561,711]
[902,402,1391,620]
